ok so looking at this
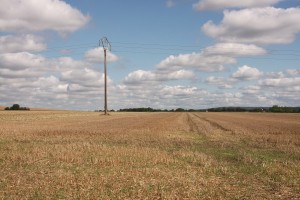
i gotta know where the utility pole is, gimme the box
[100,37,111,115]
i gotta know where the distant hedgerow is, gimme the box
[4,104,30,111]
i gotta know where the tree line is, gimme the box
[117,106,300,113]
[118,107,194,112]
[5,104,30,111]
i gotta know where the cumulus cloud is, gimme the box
[286,69,300,76]
[0,0,90,34]
[0,75,69,106]
[166,70,195,80]
[202,7,300,44]
[124,70,156,84]
[0,0,93,110]
[205,76,236,89]
[84,47,119,63]
[119,75,297,109]
[232,65,263,80]
[157,42,268,72]
[193,0,283,11]
[259,77,300,87]
[265,71,285,79]
[0,52,46,71]
[241,85,261,94]
[161,85,198,97]
[203,43,267,56]
[61,68,112,88]
[120,61,276,109]
[157,52,235,72]
[0,68,43,79]
[52,57,93,72]
[237,69,300,106]
[0,54,112,110]
[123,69,195,84]
[116,82,202,109]
[0,34,46,53]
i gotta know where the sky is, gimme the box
[0,0,299,110]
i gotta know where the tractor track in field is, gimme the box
[192,113,232,132]
[186,113,233,135]
[186,113,203,134]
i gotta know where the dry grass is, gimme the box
[0,111,299,199]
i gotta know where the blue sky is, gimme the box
[0,0,299,110]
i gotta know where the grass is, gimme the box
[0,111,299,199]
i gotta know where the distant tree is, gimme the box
[20,107,30,111]
[11,104,20,110]
[5,104,30,111]
[270,105,294,113]
[175,108,185,112]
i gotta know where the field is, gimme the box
[0,111,299,199]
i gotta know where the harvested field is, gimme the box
[0,111,299,199]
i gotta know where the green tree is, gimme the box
[175,108,185,112]
[11,104,20,110]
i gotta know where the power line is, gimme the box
[18,40,300,61]
[38,39,300,54]
[111,40,300,53]
[34,39,300,53]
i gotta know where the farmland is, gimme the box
[0,111,299,199]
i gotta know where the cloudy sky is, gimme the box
[0,0,299,110]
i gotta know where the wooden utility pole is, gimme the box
[100,37,111,115]
[104,48,107,115]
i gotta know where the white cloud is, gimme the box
[124,70,156,84]
[156,42,267,72]
[193,0,283,11]
[202,7,300,44]
[53,57,93,72]
[237,70,300,106]
[265,71,285,79]
[124,69,195,84]
[0,0,90,34]
[0,75,69,105]
[1,64,299,109]
[203,43,267,56]
[259,77,300,87]
[35,76,65,92]
[286,69,300,76]
[232,65,263,80]
[116,82,202,109]
[166,70,195,80]
[206,76,236,88]
[157,52,235,72]
[119,77,299,109]
[241,85,261,94]
[0,55,111,110]
[0,34,46,53]
[60,68,112,88]
[84,47,119,63]
[161,85,197,96]
[0,68,43,79]
[0,52,46,71]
